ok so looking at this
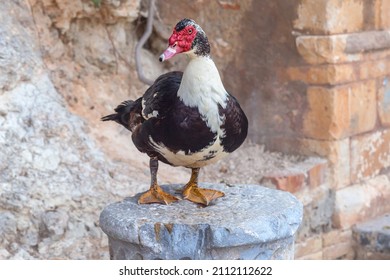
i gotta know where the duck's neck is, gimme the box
[177,56,228,135]
[177,56,228,108]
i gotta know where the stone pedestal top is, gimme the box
[100,183,303,259]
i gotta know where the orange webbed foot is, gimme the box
[138,184,180,205]
[182,182,225,206]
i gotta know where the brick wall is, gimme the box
[288,0,390,259]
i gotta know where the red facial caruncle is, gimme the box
[159,25,198,62]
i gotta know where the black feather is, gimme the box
[101,99,141,131]
[175,18,195,31]
[101,114,117,122]
[219,95,248,153]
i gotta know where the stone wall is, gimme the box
[283,0,390,259]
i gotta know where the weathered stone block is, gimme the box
[322,229,352,247]
[308,160,328,188]
[299,138,350,189]
[295,31,390,65]
[99,184,303,260]
[380,0,390,29]
[260,158,327,193]
[333,175,390,229]
[372,0,383,29]
[295,185,333,241]
[286,64,357,85]
[296,251,323,260]
[351,129,390,182]
[303,81,377,140]
[261,172,305,193]
[349,79,377,135]
[322,240,354,259]
[295,234,322,259]
[294,0,364,34]
[364,49,390,61]
[378,77,390,127]
[304,184,333,231]
[345,31,390,54]
[295,36,353,64]
[353,213,390,259]
[325,0,364,34]
[323,230,356,259]
[304,86,350,140]
[359,59,390,80]
[294,0,327,33]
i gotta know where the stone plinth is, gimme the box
[353,213,390,259]
[100,184,303,260]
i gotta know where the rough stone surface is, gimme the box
[322,240,354,260]
[260,158,327,193]
[294,0,364,34]
[295,31,390,65]
[296,228,355,260]
[295,35,351,65]
[286,57,390,88]
[286,64,358,85]
[304,85,350,140]
[296,250,323,260]
[353,213,390,259]
[345,30,390,54]
[381,0,390,29]
[378,77,390,127]
[100,184,303,260]
[294,234,322,258]
[299,138,350,189]
[303,81,377,140]
[350,129,390,182]
[359,59,390,80]
[294,184,334,241]
[333,175,390,229]
[201,143,327,188]
[322,229,352,248]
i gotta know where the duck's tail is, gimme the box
[101,98,143,132]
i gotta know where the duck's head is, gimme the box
[159,18,210,62]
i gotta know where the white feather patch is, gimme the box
[149,136,228,168]
[141,95,159,119]
[177,56,228,137]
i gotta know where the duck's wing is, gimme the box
[219,94,248,153]
[141,71,183,120]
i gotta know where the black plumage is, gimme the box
[103,71,247,165]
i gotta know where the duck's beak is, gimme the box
[159,43,183,62]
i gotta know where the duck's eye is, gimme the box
[188,28,193,34]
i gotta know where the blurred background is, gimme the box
[1,0,389,259]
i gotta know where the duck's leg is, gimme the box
[182,168,225,206]
[138,157,179,204]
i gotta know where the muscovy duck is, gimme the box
[102,18,248,205]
